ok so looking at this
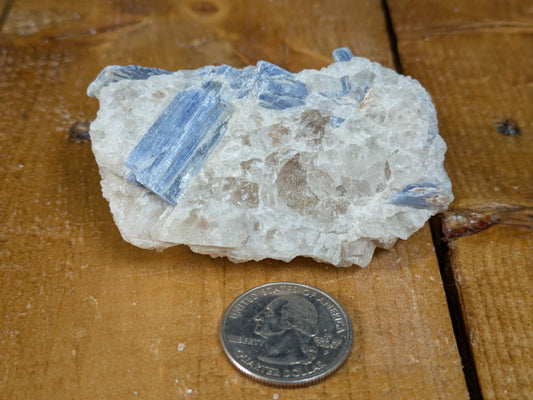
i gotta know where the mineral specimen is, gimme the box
[87,48,453,267]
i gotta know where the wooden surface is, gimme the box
[449,226,532,399]
[389,1,533,399]
[0,0,530,399]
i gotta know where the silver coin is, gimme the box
[220,282,353,386]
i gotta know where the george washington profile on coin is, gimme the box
[253,294,318,366]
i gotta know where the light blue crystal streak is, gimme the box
[332,48,354,62]
[125,82,233,205]
[390,183,440,209]
[93,65,172,88]
[254,61,308,110]
[330,116,345,127]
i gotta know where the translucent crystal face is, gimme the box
[87,48,452,267]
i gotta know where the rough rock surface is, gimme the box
[87,48,453,267]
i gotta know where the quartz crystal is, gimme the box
[87,48,453,267]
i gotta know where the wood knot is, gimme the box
[190,1,218,14]
[69,121,91,142]
[495,119,521,136]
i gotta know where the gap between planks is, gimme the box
[380,0,403,74]
[430,215,484,400]
[381,0,482,398]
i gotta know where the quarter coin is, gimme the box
[220,282,353,386]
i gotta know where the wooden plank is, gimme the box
[388,0,533,37]
[449,226,533,399]
[0,0,467,398]
[0,1,10,28]
[388,1,533,398]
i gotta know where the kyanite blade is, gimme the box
[125,82,234,205]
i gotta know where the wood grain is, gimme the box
[391,0,533,39]
[450,226,533,399]
[389,1,533,398]
[0,1,11,27]
[0,0,469,399]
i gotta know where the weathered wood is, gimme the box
[0,1,11,28]
[0,1,468,398]
[389,1,533,398]
[450,226,533,399]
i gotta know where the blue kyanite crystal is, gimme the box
[340,75,352,92]
[86,65,174,99]
[92,65,172,88]
[253,61,308,110]
[125,81,233,205]
[390,183,441,209]
[332,47,354,62]
[329,116,346,128]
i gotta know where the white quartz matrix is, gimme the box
[88,49,453,267]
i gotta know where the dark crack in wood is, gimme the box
[430,214,484,400]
